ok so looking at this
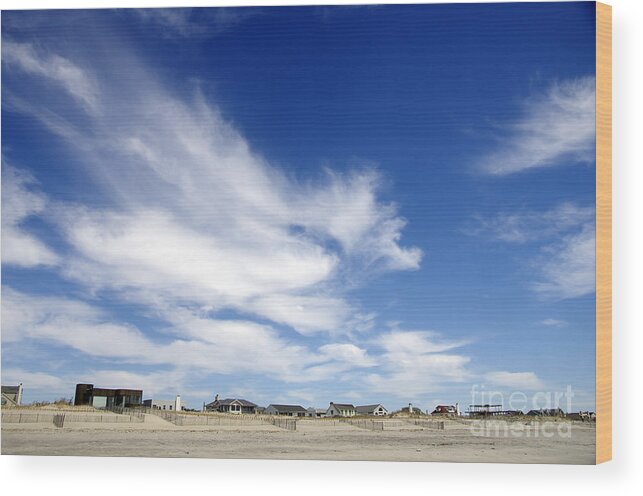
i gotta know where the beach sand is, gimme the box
[1,412,595,464]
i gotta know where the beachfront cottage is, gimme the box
[306,408,327,417]
[432,405,458,416]
[398,405,424,415]
[305,407,327,417]
[265,404,308,417]
[355,404,388,416]
[326,402,357,417]
[205,396,257,414]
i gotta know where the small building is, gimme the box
[567,411,595,421]
[143,395,183,411]
[326,402,356,417]
[265,404,308,417]
[205,395,257,414]
[74,383,142,408]
[306,407,326,418]
[356,404,388,416]
[1,384,23,406]
[501,410,524,416]
[398,404,424,415]
[526,408,565,417]
[432,405,457,416]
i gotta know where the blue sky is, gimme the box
[1,3,597,412]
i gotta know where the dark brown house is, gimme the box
[74,383,143,408]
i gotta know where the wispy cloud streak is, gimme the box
[480,76,595,175]
[470,203,595,299]
[2,39,100,114]
[1,164,59,267]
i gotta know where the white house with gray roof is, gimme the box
[205,395,257,414]
[326,402,357,417]
[265,404,308,417]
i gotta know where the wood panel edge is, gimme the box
[595,0,612,465]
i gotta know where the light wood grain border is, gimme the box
[595,1,612,465]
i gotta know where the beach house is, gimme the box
[264,404,308,417]
[205,395,257,414]
[355,404,388,416]
[326,402,357,417]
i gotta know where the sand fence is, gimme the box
[148,410,297,431]
[338,417,446,431]
[2,409,145,426]
[405,419,446,430]
[339,418,385,430]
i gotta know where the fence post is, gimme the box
[53,414,65,428]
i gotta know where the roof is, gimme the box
[206,398,257,408]
[356,404,385,413]
[401,406,422,412]
[1,385,21,395]
[91,387,143,396]
[527,408,564,416]
[329,403,355,410]
[267,404,307,413]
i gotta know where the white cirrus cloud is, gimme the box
[365,330,472,399]
[469,202,594,244]
[1,164,60,267]
[2,39,100,114]
[484,371,545,391]
[134,8,253,39]
[533,223,595,299]
[480,76,595,175]
[1,287,378,385]
[4,40,421,337]
[541,318,567,327]
[469,202,595,300]
[3,38,431,397]
[318,343,376,368]
[1,368,68,392]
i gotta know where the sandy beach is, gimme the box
[1,411,595,464]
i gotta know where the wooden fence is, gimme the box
[53,414,65,428]
[266,416,297,431]
[148,410,297,430]
[2,412,144,424]
[406,419,445,430]
[339,418,385,431]
[105,406,146,420]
